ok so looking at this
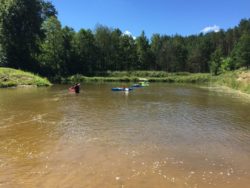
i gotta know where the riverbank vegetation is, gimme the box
[213,69,250,94]
[64,70,250,94]
[0,0,249,93]
[63,71,211,84]
[0,67,51,87]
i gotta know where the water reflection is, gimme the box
[0,84,250,188]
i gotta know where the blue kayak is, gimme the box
[112,87,133,91]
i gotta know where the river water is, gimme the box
[0,83,250,188]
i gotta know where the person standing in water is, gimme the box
[74,83,80,93]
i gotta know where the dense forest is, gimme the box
[0,0,250,79]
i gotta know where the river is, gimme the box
[0,83,250,188]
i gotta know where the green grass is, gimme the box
[96,70,192,77]
[63,72,212,84]
[0,67,52,88]
[213,69,250,94]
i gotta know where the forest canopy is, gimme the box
[0,0,249,79]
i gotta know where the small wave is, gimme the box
[0,113,48,129]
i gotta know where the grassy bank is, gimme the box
[213,69,250,94]
[0,67,51,88]
[63,72,211,84]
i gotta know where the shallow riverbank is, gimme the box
[0,67,51,88]
[211,69,250,95]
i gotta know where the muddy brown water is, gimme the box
[0,83,250,188]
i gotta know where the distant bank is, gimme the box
[63,72,211,84]
[0,67,51,88]
[1,67,249,95]
[63,70,250,94]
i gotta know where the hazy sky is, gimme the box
[51,0,250,37]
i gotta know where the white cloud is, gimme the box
[124,30,132,36]
[123,30,136,40]
[201,25,220,34]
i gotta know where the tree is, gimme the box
[61,26,76,76]
[94,25,112,71]
[209,48,223,75]
[109,29,123,70]
[136,31,153,70]
[151,34,162,70]
[232,33,250,69]
[119,34,137,71]
[238,19,250,35]
[74,29,97,75]
[38,16,64,77]
[41,0,57,20]
[0,42,6,66]
[221,57,234,72]
[156,36,171,71]
[170,36,188,72]
[0,0,44,71]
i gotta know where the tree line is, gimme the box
[0,0,249,79]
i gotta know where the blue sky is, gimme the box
[51,0,250,38]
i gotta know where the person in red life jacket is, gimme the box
[69,83,80,93]
[74,83,80,93]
